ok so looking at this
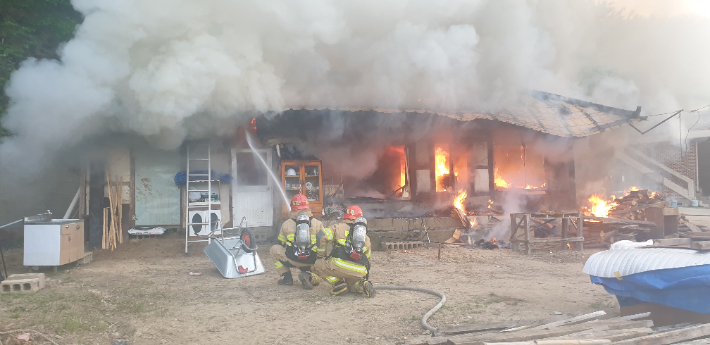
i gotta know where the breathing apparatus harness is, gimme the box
[284,213,318,265]
[329,217,370,277]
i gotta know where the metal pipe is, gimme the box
[0,219,22,230]
[63,187,81,219]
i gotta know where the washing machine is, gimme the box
[188,210,222,237]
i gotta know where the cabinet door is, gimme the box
[303,162,321,203]
[60,222,82,265]
[283,161,302,205]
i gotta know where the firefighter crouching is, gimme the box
[270,194,323,289]
[313,205,375,297]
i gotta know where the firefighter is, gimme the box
[270,194,323,289]
[313,205,375,297]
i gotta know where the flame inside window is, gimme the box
[435,146,451,192]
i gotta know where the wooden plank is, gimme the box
[672,338,710,344]
[438,321,527,335]
[529,237,584,244]
[483,341,611,345]
[653,238,692,246]
[531,311,606,330]
[610,312,651,321]
[681,233,710,239]
[549,328,653,341]
[585,216,657,226]
[691,241,710,250]
[680,219,702,232]
[446,320,651,345]
[536,340,611,345]
[614,323,710,345]
[604,329,655,342]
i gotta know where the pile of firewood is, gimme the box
[103,171,124,250]
[406,310,710,345]
[609,189,666,220]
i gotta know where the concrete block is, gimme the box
[1,278,41,294]
[7,273,45,289]
[382,241,424,251]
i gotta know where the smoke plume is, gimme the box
[2,0,710,176]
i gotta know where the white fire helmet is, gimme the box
[295,212,311,249]
[352,217,367,251]
[286,168,298,176]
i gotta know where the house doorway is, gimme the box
[232,148,274,227]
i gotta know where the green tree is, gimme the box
[0,0,82,137]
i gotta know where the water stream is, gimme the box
[245,131,290,209]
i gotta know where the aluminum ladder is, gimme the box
[184,143,218,254]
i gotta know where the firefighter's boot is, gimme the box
[330,280,348,295]
[298,271,314,290]
[362,280,375,298]
[277,272,293,285]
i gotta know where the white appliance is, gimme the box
[24,219,84,266]
[188,210,222,237]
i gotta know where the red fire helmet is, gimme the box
[290,194,310,211]
[343,205,363,220]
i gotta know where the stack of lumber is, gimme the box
[654,234,710,250]
[103,171,123,250]
[406,311,710,345]
[609,189,666,221]
[580,217,658,248]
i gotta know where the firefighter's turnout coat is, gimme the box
[270,210,324,275]
[313,221,372,287]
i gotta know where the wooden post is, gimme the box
[510,213,517,251]
[561,217,569,249]
[578,213,584,251]
[102,208,108,250]
[524,214,531,255]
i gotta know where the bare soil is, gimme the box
[0,233,618,344]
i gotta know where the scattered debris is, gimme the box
[188,272,203,276]
[405,311,710,345]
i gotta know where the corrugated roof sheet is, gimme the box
[298,91,641,138]
[583,247,710,278]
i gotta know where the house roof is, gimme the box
[297,91,641,138]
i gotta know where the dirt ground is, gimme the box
[0,233,619,345]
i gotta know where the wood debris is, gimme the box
[405,311,710,345]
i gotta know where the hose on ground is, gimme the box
[374,285,446,333]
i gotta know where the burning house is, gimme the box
[63,89,644,251]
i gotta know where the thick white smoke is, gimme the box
[2,0,710,173]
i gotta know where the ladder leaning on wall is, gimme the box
[184,143,218,254]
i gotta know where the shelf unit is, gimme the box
[184,143,222,254]
[281,160,323,217]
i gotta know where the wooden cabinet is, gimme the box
[281,160,323,217]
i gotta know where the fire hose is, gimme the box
[374,285,446,333]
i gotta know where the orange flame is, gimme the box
[453,189,467,213]
[435,147,450,192]
[490,238,497,245]
[586,195,617,218]
[567,243,571,249]
[390,146,406,188]
[469,218,477,227]
[494,168,510,188]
